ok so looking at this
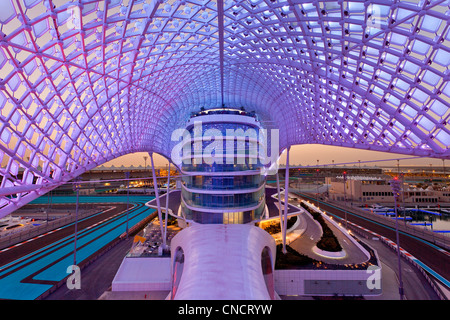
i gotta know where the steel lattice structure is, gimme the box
[0,0,449,217]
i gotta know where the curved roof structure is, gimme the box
[169,223,276,299]
[0,0,449,216]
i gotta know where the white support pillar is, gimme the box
[150,153,164,245]
[125,171,130,238]
[276,171,283,239]
[218,0,225,106]
[164,162,171,249]
[282,147,290,254]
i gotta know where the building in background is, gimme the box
[326,176,450,205]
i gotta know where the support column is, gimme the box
[125,171,130,238]
[343,170,348,229]
[218,0,225,107]
[276,171,283,240]
[150,153,165,248]
[390,177,405,300]
[164,162,171,250]
[282,147,290,254]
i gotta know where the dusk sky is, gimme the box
[102,144,447,169]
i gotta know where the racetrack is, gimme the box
[0,195,155,300]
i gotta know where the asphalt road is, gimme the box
[45,235,136,300]
[0,203,128,266]
[362,236,440,300]
[0,199,155,300]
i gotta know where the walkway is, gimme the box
[294,190,450,295]
[264,188,369,265]
[145,190,181,217]
[282,202,370,265]
[265,187,300,218]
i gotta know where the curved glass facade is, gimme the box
[183,174,265,191]
[180,121,265,173]
[181,200,266,225]
[182,187,264,209]
[181,110,267,224]
[181,162,262,173]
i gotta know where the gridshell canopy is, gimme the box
[0,0,449,216]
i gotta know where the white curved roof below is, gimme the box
[170,224,276,300]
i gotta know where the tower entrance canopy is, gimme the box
[0,0,449,217]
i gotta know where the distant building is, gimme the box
[326,176,450,205]
[326,176,394,204]
[403,188,450,204]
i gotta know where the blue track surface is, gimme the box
[0,195,155,300]
[29,195,153,205]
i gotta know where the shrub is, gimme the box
[261,216,297,235]
[275,244,318,269]
[300,203,343,252]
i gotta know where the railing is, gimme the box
[347,220,448,300]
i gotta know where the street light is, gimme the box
[316,168,320,207]
[72,177,81,266]
[125,171,130,238]
[343,171,348,229]
[143,156,148,188]
[163,162,171,251]
[400,172,407,227]
[390,176,405,300]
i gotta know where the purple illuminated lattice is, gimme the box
[0,0,449,217]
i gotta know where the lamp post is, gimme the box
[163,162,171,250]
[282,147,290,254]
[72,177,81,266]
[343,171,348,229]
[125,171,130,238]
[316,168,320,207]
[276,170,283,240]
[46,189,50,226]
[390,177,405,300]
[399,172,407,227]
